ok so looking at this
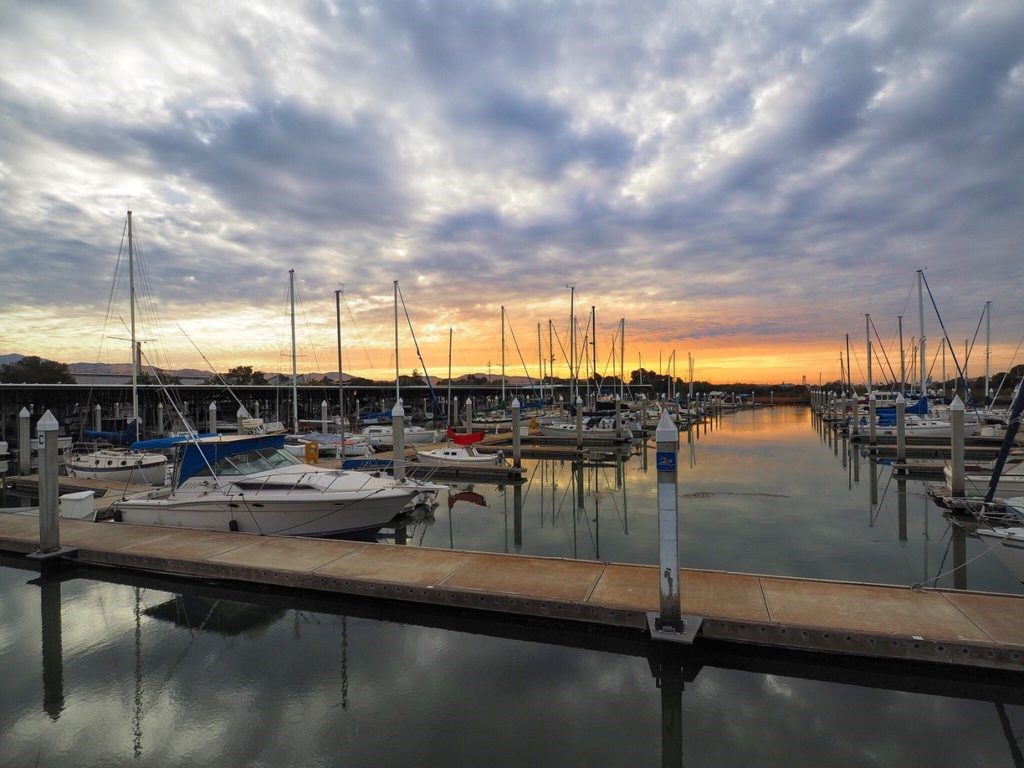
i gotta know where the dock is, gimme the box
[1,514,1022,673]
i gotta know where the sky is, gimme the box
[1,0,1023,385]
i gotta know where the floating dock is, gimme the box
[1,514,1022,674]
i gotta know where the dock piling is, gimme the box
[895,395,906,464]
[511,397,521,468]
[650,409,701,644]
[208,402,217,435]
[392,399,405,481]
[92,404,102,433]
[321,400,329,433]
[236,405,248,435]
[868,394,876,445]
[18,407,30,476]
[156,402,164,437]
[35,410,60,554]
[464,398,473,433]
[949,395,965,496]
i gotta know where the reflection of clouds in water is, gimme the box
[3,564,1023,766]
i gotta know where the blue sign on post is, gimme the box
[656,450,677,472]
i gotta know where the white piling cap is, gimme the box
[392,398,405,417]
[237,406,249,417]
[895,394,906,404]
[209,401,218,410]
[575,396,583,405]
[949,394,965,411]
[655,408,678,442]
[321,399,329,406]
[511,397,520,408]
[37,409,58,433]
[94,403,102,410]
[19,407,30,417]
[868,393,876,402]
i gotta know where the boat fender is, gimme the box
[228,519,239,532]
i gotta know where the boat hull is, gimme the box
[976,528,1024,583]
[66,451,167,485]
[114,488,414,536]
[414,452,500,467]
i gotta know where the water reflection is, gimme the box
[3,560,1023,767]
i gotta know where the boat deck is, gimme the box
[6,474,153,516]
[1,514,1022,673]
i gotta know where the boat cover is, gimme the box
[447,427,484,445]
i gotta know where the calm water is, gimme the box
[1,407,1022,766]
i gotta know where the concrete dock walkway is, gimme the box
[0,513,1022,672]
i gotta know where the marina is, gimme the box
[3,406,1024,766]
[3,4,1024,763]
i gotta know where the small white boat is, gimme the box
[66,446,168,485]
[112,434,418,536]
[415,444,504,467]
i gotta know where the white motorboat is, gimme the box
[66,445,168,485]
[112,434,419,536]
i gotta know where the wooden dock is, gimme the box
[1,514,1022,673]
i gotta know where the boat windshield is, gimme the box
[194,447,302,477]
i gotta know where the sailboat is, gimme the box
[359,280,441,448]
[66,211,168,485]
[415,428,505,466]
[285,275,372,458]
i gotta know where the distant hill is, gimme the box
[69,362,212,378]
[0,353,26,365]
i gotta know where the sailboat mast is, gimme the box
[985,300,992,406]
[128,210,139,429]
[548,319,554,404]
[898,315,905,394]
[501,305,506,403]
[591,305,597,404]
[536,322,542,404]
[917,269,926,400]
[942,338,947,401]
[845,334,852,395]
[393,280,399,407]
[865,314,872,394]
[335,288,344,444]
[688,353,694,401]
[569,286,576,402]
[447,327,453,426]
[620,318,625,402]
[289,269,298,430]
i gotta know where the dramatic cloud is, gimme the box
[1,0,1022,381]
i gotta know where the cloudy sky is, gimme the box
[1,0,1023,384]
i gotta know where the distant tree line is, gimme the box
[0,356,75,384]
